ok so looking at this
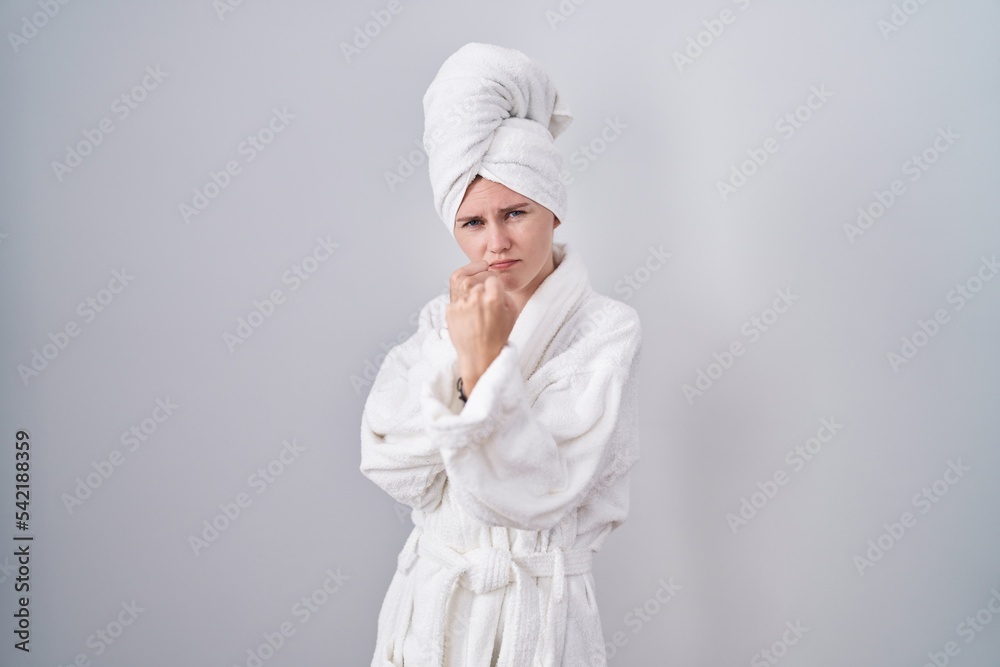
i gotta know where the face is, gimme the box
[454,176,561,307]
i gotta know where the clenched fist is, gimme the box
[446,265,517,398]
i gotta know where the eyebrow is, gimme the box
[456,202,532,223]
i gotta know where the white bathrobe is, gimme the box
[360,241,642,667]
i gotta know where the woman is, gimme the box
[360,42,642,666]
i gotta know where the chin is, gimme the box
[493,272,523,288]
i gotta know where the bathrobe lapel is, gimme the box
[506,242,590,381]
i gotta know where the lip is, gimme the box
[489,259,519,269]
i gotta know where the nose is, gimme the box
[486,216,511,254]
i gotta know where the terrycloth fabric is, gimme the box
[360,242,642,666]
[422,42,574,237]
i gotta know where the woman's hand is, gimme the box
[445,272,517,397]
[449,259,490,302]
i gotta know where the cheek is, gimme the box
[455,237,480,261]
[527,226,550,258]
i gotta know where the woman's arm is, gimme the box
[359,295,456,512]
[420,302,642,531]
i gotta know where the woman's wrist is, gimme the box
[457,344,507,397]
[458,353,491,382]
[457,371,481,397]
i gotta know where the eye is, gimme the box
[461,219,483,228]
[508,210,525,218]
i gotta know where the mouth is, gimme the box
[489,259,519,270]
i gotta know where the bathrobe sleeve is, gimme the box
[359,294,458,512]
[420,303,642,531]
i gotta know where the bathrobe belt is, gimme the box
[393,525,594,667]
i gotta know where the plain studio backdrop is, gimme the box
[1,1,999,665]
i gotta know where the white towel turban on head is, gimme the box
[422,42,573,237]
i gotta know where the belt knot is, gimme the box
[459,546,513,594]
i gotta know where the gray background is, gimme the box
[1,1,999,665]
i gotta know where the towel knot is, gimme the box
[422,42,573,237]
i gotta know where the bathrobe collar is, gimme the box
[506,241,590,380]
